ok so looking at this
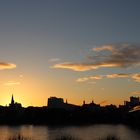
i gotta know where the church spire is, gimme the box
[11,94,14,105]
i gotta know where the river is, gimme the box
[0,124,140,140]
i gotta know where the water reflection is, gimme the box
[0,124,140,140]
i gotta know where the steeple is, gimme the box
[11,94,14,105]
[9,94,22,109]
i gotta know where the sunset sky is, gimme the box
[0,0,140,107]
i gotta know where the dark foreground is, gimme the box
[0,105,140,127]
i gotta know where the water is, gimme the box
[0,124,140,140]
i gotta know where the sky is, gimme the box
[0,0,140,107]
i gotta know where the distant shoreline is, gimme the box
[0,106,140,127]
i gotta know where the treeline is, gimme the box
[0,106,140,126]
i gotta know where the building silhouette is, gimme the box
[9,94,22,109]
[0,95,139,125]
[82,100,100,110]
[47,96,78,110]
[48,97,64,108]
[124,96,140,109]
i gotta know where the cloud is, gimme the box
[53,62,120,71]
[54,62,99,71]
[92,44,140,68]
[53,44,140,71]
[92,45,116,52]
[106,73,130,78]
[77,77,89,82]
[132,74,140,82]
[90,75,103,80]
[0,62,16,70]
[106,73,140,83]
[132,91,140,95]
[4,81,20,86]
[77,73,140,83]
[77,75,103,82]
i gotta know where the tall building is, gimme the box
[48,97,64,108]
[130,96,139,106]
[47,96,78,110]
[124,96,140,108]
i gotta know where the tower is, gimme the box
[9,94,22,109]
[11,94,15,105]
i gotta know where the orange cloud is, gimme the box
[4,81,20,86]
[132,91,140,95]
[77,77,89,82]
[90,75,103,80]
[0,62,16,70]
[54,62,99,71]
[77,75,103,82]
[106,73,130,78]
[93,45,116,52]
[77,73,140,83]
[54,62,123,71]
[132,74,140,82]
[106,73,140,83]
[53,44,140,71]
